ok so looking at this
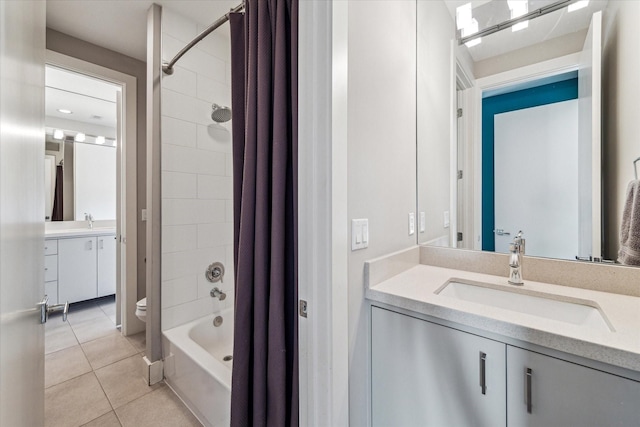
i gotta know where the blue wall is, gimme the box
[481,78,578,251]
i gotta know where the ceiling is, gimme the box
[45,65,119,141]
[443,0,608,62]
[46,0,238,62]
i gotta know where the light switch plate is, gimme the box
[409,213,415,235]
[419,212,425,233]
[141,209,147,221]
[352,219,369,250]
[443,211,450,228]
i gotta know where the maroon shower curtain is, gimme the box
[229,0,298,425]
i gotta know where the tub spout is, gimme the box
[210,287,226,301]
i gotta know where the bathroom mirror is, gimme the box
[417,0,638,265]
[44,65,119,221]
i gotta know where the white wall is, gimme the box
[346,2,417,425]
[602,0,640,260]
[160,8,234,330]
[417,1,455,244]
[74,143,116,220]
[474,30,588,79]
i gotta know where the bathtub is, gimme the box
[163,309,234,427]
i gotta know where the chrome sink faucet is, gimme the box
[508,231,525,285]
[84,212,93,229]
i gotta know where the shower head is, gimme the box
[211,104,232,123]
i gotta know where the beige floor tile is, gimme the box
[81,411,122,427]
[82,333,138,370]
[95,354,163,409]
[116,387,202,427]
[45,345,92,388]
[44,372,112,427]
[45,323,79,354]
[45,312,68,329]
[71,316,120,343]
[67,302,104,325]
[125,331,146,353]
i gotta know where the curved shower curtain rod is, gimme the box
[162,2,245,75]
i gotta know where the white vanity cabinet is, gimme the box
[372,306,640,427]
[46,232,117,304]
[58,237,98,303]
[506,346,640,427]
[372,307,507,427]
[97,235,116,297]
[44,240,58,304]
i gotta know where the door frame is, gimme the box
[472,52,581,252]
[45,50,142,335]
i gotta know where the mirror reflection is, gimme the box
[45,66,119,221]
[417,0,639,266]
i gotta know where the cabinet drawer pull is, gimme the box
[88,240,93,250]
[479,352,486,395]
[525,368,533,414]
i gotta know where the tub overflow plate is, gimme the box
[206,262,225,283]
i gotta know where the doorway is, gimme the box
[45,50,141,336]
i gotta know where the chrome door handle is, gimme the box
[37,296,69,324]
[37,296,49,324]
[493,229,510,236]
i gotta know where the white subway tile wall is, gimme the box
[161,9,235,331]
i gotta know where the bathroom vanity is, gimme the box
[45,227,116,304]
[367,246,640,427]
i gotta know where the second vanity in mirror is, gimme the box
[417,0,637,266]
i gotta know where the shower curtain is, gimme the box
[229,0,298,425]
[51,164,63,221]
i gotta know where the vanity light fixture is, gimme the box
[508,0,529,32]
[568,0,589,12]
[57,108,72,114]
[458,0,576,46]
[462,18,481,47]
[75,133,86,142]
[53,129,64,140]
[96,136,106,145]
[456,3,472,31]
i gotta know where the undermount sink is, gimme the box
[436,279,613,332]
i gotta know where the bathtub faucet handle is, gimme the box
[210,287,226,301]
[206,262,225,283]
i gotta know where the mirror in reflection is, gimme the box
[417,0,639,266]
[45,65,119,222]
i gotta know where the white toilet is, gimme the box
[135,298,147,323]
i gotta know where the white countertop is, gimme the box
[366,263,640,372]
[45,227,116,238]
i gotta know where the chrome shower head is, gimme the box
[211,104,232,123]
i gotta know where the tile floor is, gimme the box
[45,296,202,427]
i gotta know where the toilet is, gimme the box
[135,298,147,322]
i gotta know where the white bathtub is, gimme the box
[163,309,234,427]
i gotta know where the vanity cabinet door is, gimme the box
[97,235,116,297]
[372,307,506,427]
[58,237,97,304]
[506,346,640,427]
